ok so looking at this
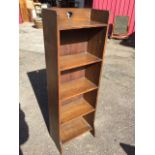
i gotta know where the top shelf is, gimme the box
[58,21,108,30]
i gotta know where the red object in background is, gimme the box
[93,0,135,35]
[19,8,22,24]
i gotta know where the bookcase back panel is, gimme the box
[60,88,98,109]
[87,27,107,58]
[83,90,98,108]
[83,112,95,131]
[60,29,89,56]
[61,95,83,106]
[85,63,102,85]
[60,63,101,85]
[60,27,107,59]
[61,67,85,83]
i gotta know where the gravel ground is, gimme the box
[19,23,135,155]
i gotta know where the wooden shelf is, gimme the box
[60,53,102,71]
[61,98,95,124]
[60,78,97,101]
[61,117,92,143]
[59,21,107,30]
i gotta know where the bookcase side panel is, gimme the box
[87,11,109,136]
[93,26,109,136]
[91,10,109,24]
[42,9,62,153]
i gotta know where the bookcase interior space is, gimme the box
[61,89,98,124]
[60,63,101,101]
[60,27,107,57]
[60,27,107,71]
[60,117,92,144]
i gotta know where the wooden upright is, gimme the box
[42,8,109,154]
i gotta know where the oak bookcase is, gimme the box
[42,8,109,154]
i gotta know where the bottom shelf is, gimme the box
[60,117,92,144]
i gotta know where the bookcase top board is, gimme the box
[42,8,109,30]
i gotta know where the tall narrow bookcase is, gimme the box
[42,8,109,154]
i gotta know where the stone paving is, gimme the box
[19,23,135,155]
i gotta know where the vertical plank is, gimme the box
[119,0,125,16]
[97,0,100,9]
[107,0,113,23]
[104,0,108,10]
[110,0,117,23]
[99,0,103,10]
[127,0,135,24]
[127,0,135,35]
[115,0,121,16]
[92,0,97,8]
[88,10,109,136]
[101,0,105,10]
[128,2,135,35]
[42,9,62,154]
[123,0,130,15]
[106,0,112,10]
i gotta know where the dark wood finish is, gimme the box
[42,8,109,154]
[60,77,98,101]
[59,21,107,30]
[61,117,92,143]
[61,97,95,123]
[42,9,63,154]
[60,52,102,71]
[61,67,85,83]
[51,8,91,23]
[91,9,109,24]
[83,112,95,135]
[87,27,107,58]
[85,63,102,85]
[60,29,88,56]
[84,90,98,108]
[84,0,93,8]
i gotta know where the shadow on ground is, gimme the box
[120,32,135,48]
[120,143,135,155]
[27,69,49,130]
[19,104,29,155]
